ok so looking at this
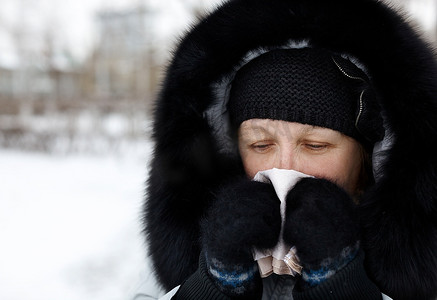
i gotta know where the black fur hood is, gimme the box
[145,0,437,299]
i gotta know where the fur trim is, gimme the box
[145,0,437,298]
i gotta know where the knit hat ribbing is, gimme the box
[228,48,384,145]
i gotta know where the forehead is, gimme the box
[239,119,341,137]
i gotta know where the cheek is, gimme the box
[306,150,362,194]
[338,153,363,194]
[241,154,269,179]
[299,158,337,179]
[301,151,361,194]
[240,151,276,179]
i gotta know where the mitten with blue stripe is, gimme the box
[283,178,360,290]
[201,179,281,299]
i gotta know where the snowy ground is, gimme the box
[0,141,152,300]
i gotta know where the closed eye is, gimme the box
[304,143,329,151]
[251,142,274,153]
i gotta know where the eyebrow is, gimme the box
[240,121,344,142]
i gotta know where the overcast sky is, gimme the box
[0,0,221,67]
[0,0,122,63]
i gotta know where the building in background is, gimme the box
[0,1,164,116]
[0,0,436,152]
[92,3,161,101]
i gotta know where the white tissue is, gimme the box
[252,168,312,277]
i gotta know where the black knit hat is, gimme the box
[228,48,384,145]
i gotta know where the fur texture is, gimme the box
[144,0,437,299]
[283,178,359,268]
[202,179,281,298]
[284,178,362,290]
[203,180,281,265]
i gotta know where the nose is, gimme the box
[278,146,298,171]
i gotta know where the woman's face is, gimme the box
[238,119,363,194]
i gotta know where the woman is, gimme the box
[143,0,437,299]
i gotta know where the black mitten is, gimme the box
[283,177,360,288]
[202,179,281,298]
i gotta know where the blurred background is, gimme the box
[0,0,435,299]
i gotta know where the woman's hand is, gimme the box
[201,179,281,298]
[283,177,360,288]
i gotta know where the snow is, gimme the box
[0,142,152,300]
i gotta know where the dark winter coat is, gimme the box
[144,0,437,299]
